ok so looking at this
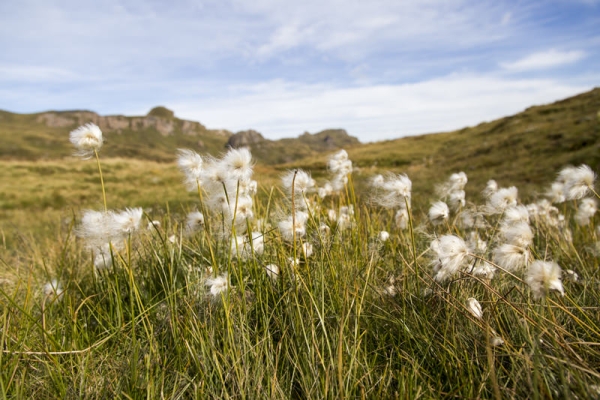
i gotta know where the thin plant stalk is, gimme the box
[94,148,108,212]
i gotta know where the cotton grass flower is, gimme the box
[436,172,467,198]
[428,201,449,226]
[231,232,264,259]
[328,149,353,177]
[282,169,314,195]
[93,244,114,270]
[318,182,333,199]
[466,298,483,319]
[205,274,230,297]
[493,244,529,272]
[378,231,390,242]
[77,210,114,247]
[69,123,103,159]
[185,211,204,234]
[395,208,409,230]
[548,182,566,204]
[575,198,597,226]
[448,190,466,210]
[500,221,533,248]
[110,207,143,235]
[371,174,384,188]
[485,186,518,214]
[482,179,498,198]
[264,264,280,280]
[43,279,64,302]
[278,211,308,241]
[282,169,314,209]
[470,260,496,280]
[503,205,530,226]
[430,235,472,283]
[525,260,564,300]
[564,269,579,282]
[147,220,161,230]
[177,149,204,191]
[559,164,596,200]
[221,147,253,181]
[373,174,412,209]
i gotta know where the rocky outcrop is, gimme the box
[226,130,265,148]
[34,107,223,137]
[147,106,175,119]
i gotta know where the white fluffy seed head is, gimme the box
[500,221,533,248]
[430,235,472,283]
[43,279,64,302]
[230,233,264,260]
[395,208,409,230]
[205,274,229,297]
[221,147,253,181]
[302,242,314,258]
[282,169,314,196]
[265,264,280,280]
[486,186,518,214]
[503,205,530,226]
[575,198,597,226]
[371,174,385,188]
[186,211,205,233]
[177,149,204,191]
[378,231,390,242]
[437,172,468,198]
[110,208,143,235]
[428,201,449,225]
[278,211,308,241]
[493,244,529,272]
[548,182,566,204]
[482,179,498,198]
[93,244,115,270]
[466,298,483,319]
[560,164,596,201]
[448,190,466,210]
[374,174,412,209]
[69,123,103,159]
[449,172,468,191]
[525,260,564,300]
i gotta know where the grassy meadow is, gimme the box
[1,89,600,398]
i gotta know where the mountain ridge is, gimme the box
[0,106,360,163]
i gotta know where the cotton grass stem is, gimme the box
[94,148,108,212]
[405,197,420,285]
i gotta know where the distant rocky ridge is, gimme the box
[227,130,265,148]
[35,107,229,138]
[0,106,360,164]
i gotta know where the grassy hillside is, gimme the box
[0,109,359,165]
[0,108,231,161]
[3,88,598,198]
[291,87,600,201]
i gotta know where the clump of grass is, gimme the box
[1,127,600,398]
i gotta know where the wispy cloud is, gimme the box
[171,75,592,142]
[501,49,587,71]
[0,0,598,141]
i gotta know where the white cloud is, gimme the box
[501,49,586,71]
[172,75,592,142]
[0,64,78,82]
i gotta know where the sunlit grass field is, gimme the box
[1,141,600,398]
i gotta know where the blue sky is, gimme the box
[0,0,599,142]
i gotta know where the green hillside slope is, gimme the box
[0,108,359,164]
[291,87,600,200]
